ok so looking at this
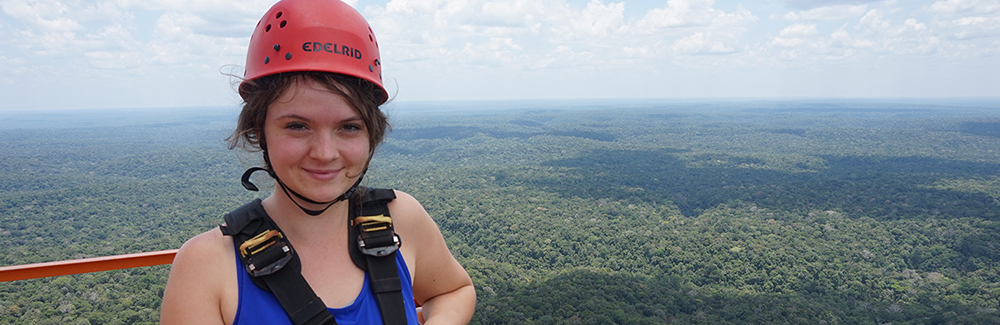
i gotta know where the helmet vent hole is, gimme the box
[273,44,280,51]
[280,20,287,28]
[264,57,270,64]
[265,24,271,32]
[285,53,292,60]
[275,12,282,19]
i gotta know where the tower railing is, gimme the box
[0,250,178,282]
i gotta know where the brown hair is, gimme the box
[228,71,390,167]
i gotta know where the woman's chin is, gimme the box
[303,188,352,202]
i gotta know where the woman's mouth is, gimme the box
[304,168,341,181]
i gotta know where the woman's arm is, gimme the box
[391,191,476,324]
[160,228,237,325]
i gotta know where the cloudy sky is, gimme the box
[1,0,998,110]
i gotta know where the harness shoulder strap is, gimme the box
[348,188,409,325]
[220,199,337,325]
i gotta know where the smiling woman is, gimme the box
[158,0,476,324]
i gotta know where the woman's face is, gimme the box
[264,77,371,203]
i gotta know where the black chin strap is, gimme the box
[241,166,365,216]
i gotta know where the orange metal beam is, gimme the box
[0,249,178,282]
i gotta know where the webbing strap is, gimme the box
[221,199,337,325]
[261,269,336,325]
[349,188,408,325]
[365,252,408,324]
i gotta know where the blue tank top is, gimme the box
[232,249,419,325]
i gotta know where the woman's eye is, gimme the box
[343,124,363,132]
[285,122,307,131]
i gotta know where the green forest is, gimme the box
[1,99,999,324]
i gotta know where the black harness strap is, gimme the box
[220,188,408,325]
[263,271,335,325]
[220,199,337,325]
[348,189,408,325]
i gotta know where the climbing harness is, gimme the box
[219,187,407,325]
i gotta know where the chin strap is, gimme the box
[241,166,365,216]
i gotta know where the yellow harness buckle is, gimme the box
[352,215,393,232]
[353,214,401,257]
[238,229,294,276]
[239,229,283,258]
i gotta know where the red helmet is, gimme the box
[241,0,387,103]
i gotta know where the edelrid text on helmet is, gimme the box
[301,42,364,60]
[241,0,387,104]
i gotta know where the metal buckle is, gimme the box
[239,229,294,276]
[357,233,400,257]
[353,214,401,257]
[239,230,282,257]
[352,215,393,232]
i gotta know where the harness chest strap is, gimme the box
[219,188,406,325]
[349,189,408,324]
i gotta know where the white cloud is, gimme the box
[550,0,626,39]
[118,0,271,16]
[783,5,867,21]
[830,24,874,49]
[631,0,755,58]
[857,9,891,30]
[926,0,1000,41]
[943,15,1000,39]
[1,0,82,31]
[771,23,817,47]
[853,8,932,50]
[780,22,819,37]
[459,37,525,67]
[372,0,549,40]
[780,0,882,10]
[928,0,1000,14]
[671,32,736,54]
[636,0,752,30]
[765,4,960,65]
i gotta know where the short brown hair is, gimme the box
[228,71,390,167]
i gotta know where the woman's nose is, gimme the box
[309,132,341,161]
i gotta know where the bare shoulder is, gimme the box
[387,190,423,215]
[171,227,236,276]
[386,190,433,257]
[180,227,233,260]
[161,227,238,325]
[387,190,439,239]
[387,190,430,220]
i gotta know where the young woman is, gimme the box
[160,0,475,324]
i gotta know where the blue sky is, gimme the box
[1,0,998,110]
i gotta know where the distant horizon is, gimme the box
[2,97,997,131]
